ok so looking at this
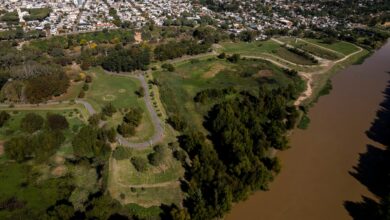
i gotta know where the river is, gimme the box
[227,40,390,220]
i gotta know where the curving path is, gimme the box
[0,73,165,149]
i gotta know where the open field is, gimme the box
[304,39,360,55]
[154,56,299,132]
[277,37,343,60]
[221,40,317,66]
[108,147,184,208]
[85,67,143,111]
[220,40,281,57]
[275,47,317,65]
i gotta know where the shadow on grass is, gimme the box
[344,80,390,219]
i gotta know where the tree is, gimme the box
[20,113,44,133]
[227,54,240,63]
[0,111,10,127]
[148,145,168,166]
[4,136,29,162]
[72,126,111,159]
[131,156,148,172]
[136,87,145,97]
[117,123,136,137]
[46,113,69,131]
[102,103,116,117]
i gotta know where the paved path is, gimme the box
[0,72,165,149]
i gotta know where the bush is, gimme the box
[0,111,11,127]
[161,63,175,72]
[112,146,133,160]
[131,156,148,172]
[20,113,44,133]
[78,90,85,98]
[117,123,136,137]
[102,103,116,117]
[148,145,168,166]
[46,113,69,131]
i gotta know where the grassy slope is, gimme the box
[108,148,184,208]
[305,39,360,55]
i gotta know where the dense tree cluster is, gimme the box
[0,61,69,103]
[194,87,236,104]
[117,108,143,137]
[71,125,113,160]
[170,85,299,219]
[154,40,211,61]
[101,45,151,72]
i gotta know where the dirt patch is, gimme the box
[253,69,274,78]
[135,32,142,44]
[103,94,116,101]
[118,89,126,93]
[51,165,67,177]
[202,64,225,78]
[383,22,390,27]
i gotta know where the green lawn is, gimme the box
[220,40,281,57]
[108,147,184,208]
[85,67,142,111]
[274,47,317,65]
[116,148,183,185]
[277,37,342,60]
[305,39,360,55]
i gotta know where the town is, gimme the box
[1,0,381,38]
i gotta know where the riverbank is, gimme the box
[227,40,390,220]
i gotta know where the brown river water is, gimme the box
[227,40,390,220]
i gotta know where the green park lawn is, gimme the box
[108,147,184,208]
[274,47,317,65]
[277,37,343,60]
[305,38,360,55]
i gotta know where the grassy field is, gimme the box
[274,47,317,65]
[277,37,343,60]
[154,57,293,131]
[304,39,360,55]
[220,40,281,57]
[85,68,143,111]
[108,147,184,208]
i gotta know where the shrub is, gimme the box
[46,113,69,131]
[112,146,133,160]
[0,111,11,127]
[131,156,148,172]
[20,113,44,133]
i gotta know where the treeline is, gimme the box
[154,40,211,61]
[101,45,151,72]
[0,61,69,103]
[194,87,236,104]
[168,85,299,219]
